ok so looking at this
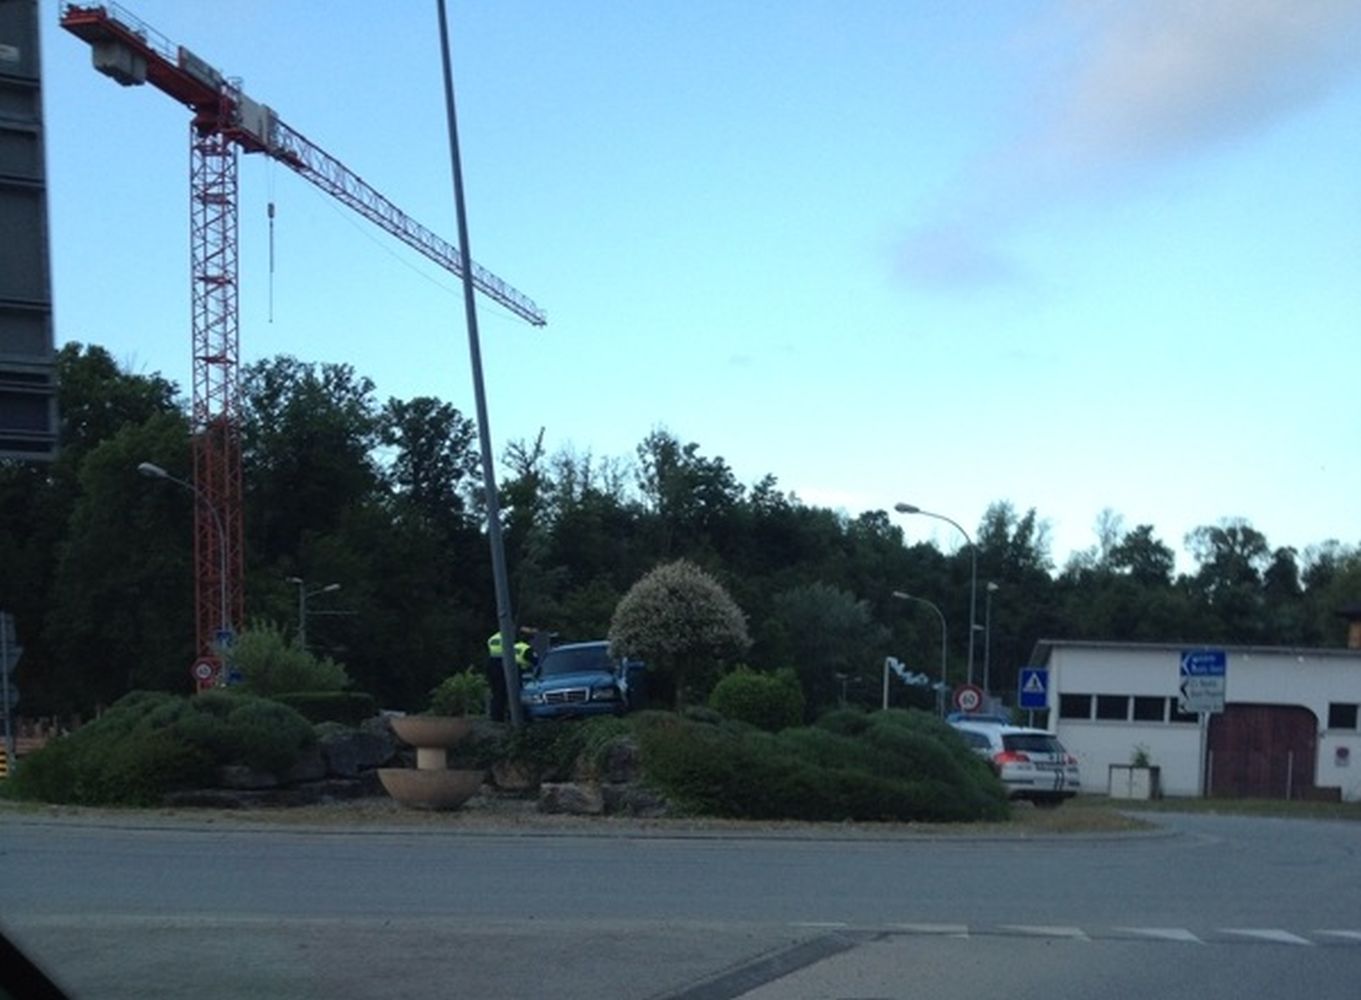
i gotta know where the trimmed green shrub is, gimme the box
[5,689,317,806]
[630,709,1007,823]
[500,716,633,782]
[230,622,350,696]
[275,691,378,726]
[428,669,489,717]
[708,667,805,732]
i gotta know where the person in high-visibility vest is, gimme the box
[486,632,537,721]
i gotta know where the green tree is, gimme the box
[44,411,197,709]
[608,559,751,707]
[762,581,888,716]
[240,356,382,562]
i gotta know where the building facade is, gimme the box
[1030,641,1361,802]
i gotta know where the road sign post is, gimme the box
[1179,650,1227,797]
[1,611,19,768]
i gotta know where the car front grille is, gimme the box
[544,687,589,705]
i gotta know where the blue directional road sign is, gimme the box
[1179,649,1226,713]
[1018,667,1049,710]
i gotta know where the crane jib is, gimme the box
[58,2,546,326]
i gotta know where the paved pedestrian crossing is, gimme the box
[789,921,1361,946]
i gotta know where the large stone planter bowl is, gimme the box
[389,715,472,749]
[378,768,483,810]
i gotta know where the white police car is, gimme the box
[948,714,1081,807]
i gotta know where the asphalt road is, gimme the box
[1,809,1359,998]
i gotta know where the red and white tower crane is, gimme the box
[60,3,545,682]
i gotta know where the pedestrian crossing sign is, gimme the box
[1018,667,1048,709]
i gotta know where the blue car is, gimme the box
[519,641,643,721]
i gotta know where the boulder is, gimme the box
[598,737,643,785]
[318,728,396,777]
[601,783,669,818]
[538,781,604,816]
[491,759,539,793]
[281,744,327,784]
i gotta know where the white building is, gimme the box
[1029,640,1361,802]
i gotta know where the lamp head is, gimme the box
[894,502,921,514]
[137,462,168,480]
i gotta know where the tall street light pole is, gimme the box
[138,461,229,659]
[983,581,999,695]
[895,502,978,686]
[435,0,523,725]
[286,577,340,651]
[891,591,948,716]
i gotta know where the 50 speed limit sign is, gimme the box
[191,658,218,684]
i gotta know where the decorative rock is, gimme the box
[599,737,643,785]
[281,744,327,784]
[491,759,539,793]
[601,783,669,818]
[538,782,604,816]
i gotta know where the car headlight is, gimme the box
[591,685,620,702]
[523,691,546,705]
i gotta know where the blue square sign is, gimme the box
[1018,667,1048,709]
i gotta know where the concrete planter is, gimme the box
[377,767,483,810]
[381,715,482,811]
[1108,764,1161,800]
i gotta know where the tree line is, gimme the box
[2,343,1357,718]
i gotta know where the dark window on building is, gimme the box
[1328,703,1358,730]
[1059,694,1092,720]
[1095,695,1129,721]
[1133,696,1167,722]
[1169,701,1199,723]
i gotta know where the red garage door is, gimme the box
[1207,704,1317,799]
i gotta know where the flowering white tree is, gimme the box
[608,559,750,707]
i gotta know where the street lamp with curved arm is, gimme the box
[138,462,229,646]
[286,576,341,650]
[891,591,948,716]
[895,501,978,686]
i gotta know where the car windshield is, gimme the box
[537,646,613,678]
[1003,733,1067,755]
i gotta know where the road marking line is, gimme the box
[894,923,969,937]
[1314,930,1361,943]
[1114,927,1203,944]
[998,924,1089,940]
[1221,929,1313,946]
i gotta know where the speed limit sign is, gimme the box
[953,683,984,713]
[191,657,218,684]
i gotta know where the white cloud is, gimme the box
[896,0,1361,292]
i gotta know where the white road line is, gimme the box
[1114,927,1204,944]
[998,924,1090,940]
[1220,929,1313,946]
[894,923,969,937]
[1314,930,1361,943]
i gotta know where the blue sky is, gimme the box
[38,1,1361,570]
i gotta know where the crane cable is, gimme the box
[267,159,277,324]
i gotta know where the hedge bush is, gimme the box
[230,622,350,696]
[708,667,805,732]
[630,708,1007,823]
[5,689,317,806]
[274,691,378,726]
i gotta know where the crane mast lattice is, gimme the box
[60,2,545,680]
